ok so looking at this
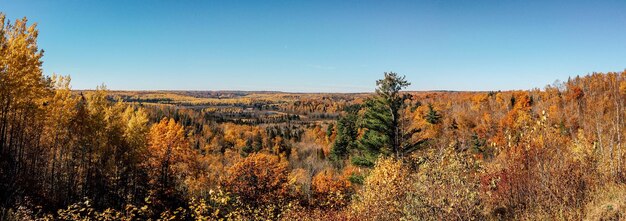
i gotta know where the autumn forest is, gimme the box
[3,13,626,221]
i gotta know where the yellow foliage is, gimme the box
[350,157,411,220]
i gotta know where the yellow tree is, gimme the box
[42,74,78,205]
[123,106,149,150]
[0,14,49,206]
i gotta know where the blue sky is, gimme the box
[2,1,626,92]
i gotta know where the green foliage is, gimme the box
[425,103,441,124]
[330,105,359,160]
[350,155,376,167]
[356,72,421,166]
[326,123,334,138]
[348,174,364,185]
[358,98,392,156]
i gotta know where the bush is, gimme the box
[584,184,626,221]
[310,169,353,209]
[402,146,483,220]
[349,157,411,220]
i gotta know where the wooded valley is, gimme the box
[3,14,626,221]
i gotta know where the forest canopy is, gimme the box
[2,12,626,221]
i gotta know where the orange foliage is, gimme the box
[500,91,533,132]
[311,169,353,209]
[222,153,291,206]
[146,118,193,204]
[568,85,585,101]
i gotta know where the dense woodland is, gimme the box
[3,14,626,221]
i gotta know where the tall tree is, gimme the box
[357,72,421,165]
[146,118,192,207]
[0,15,48,207]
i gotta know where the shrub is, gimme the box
[349,157,411,220]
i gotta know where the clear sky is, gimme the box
[1,1,626,92]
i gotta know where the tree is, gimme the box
[222,153,290,207]
[356,72,421,165]
[146,118,192,207]
[42,74,78,206]
[330,105,360,160]
[425,103,441,125]
[0,14,48,207]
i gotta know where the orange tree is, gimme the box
[222,153,291,208]
[146,118,192,208]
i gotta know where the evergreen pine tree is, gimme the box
[330,105,359,160]
[354,72,424,166]
[425,103,442,124]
